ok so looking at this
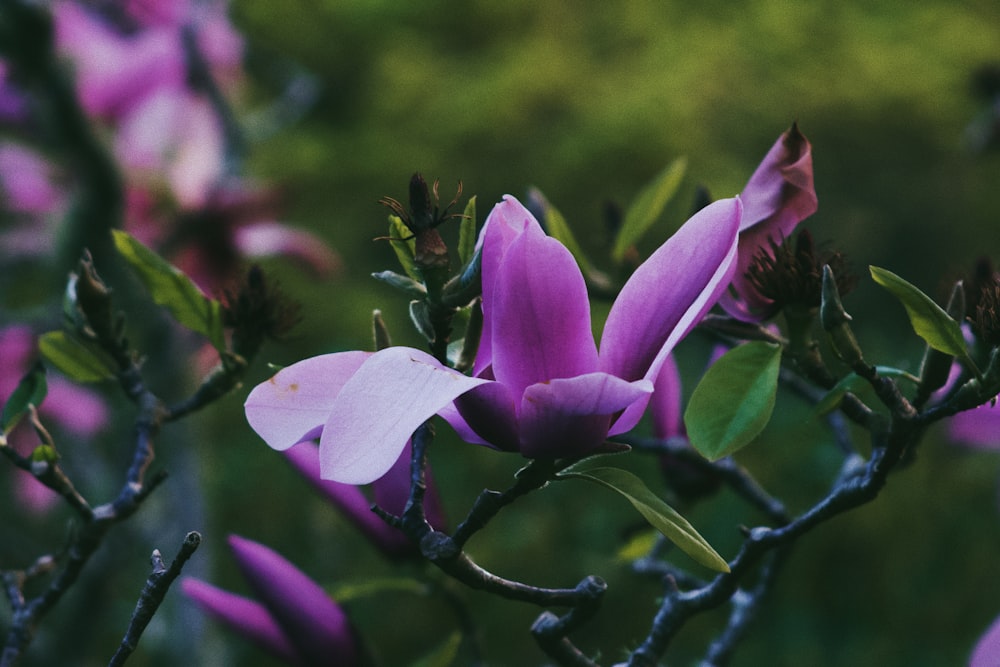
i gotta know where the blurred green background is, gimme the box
[11,0,1000,665]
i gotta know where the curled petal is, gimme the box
[601,197,741,384]
[491,214,598,397]
[518,373,653,458]
[319,347,488,484]
[228,536,360,666]
[725,125,817,320]
[181,578,299,664]
[244,351,371,451]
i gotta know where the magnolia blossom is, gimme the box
[950,403,1000,450]
[245,195,740,484]
[182,535,360,666]
[720,124,817,321]
[283,439,446,558]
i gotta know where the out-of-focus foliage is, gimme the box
[189,2,1000,666]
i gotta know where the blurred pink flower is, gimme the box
[182,535,361,666]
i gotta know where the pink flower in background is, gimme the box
[245,195,740,484]
[950,402,1000,450]
[0,326,107,512]
[0,144,67,260]
[283,439,446,559]
[719,124,818,321]
[182,535,361,667]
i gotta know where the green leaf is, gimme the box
[412,632,462,667]
[38,331,117,383]
[558,467,729,572]
[457,195,477,266]
[684,341,782,461]
[615,529,658,562]
[112,230,225,350]
[409,300,435,342]
[389,215,420,281]
[372,270,428,298]
[612,157,687,263]
[330,576,428,602]
[869,265,977,373]
[815,366,921,415]
[1,363,47,435]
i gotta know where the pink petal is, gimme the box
[283,443,410,557]
[490,211,598,398]
[451,380,521,451]
[971,613,1000,667]
[319,347,488,484]
[181,578,299,664]
[724,125,817,320]
[42,378,108,436]
[650,354,683,440]
[601,197,741,385]
[474,196,539,376]
[227,535,359,665]
[0,144,63,214]
[244,351,371,451]
[234,222,341,277]
[950,402,1000,450]
[518,373,653,458]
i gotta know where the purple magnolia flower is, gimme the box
[245,195,740,484]
[719,124,818,321]
[182,535,361,667]
[283,439,446,558]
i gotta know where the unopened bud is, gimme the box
[821,265,865,365]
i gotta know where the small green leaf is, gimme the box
[409,300,435,342]
[615,529,658,562]
[870,266,977,373]
[613,157,687,263]
[815,366,921,415]
[684,341,782,461]
[457,195,477,266]
[1,363,47,435]
[412,632,462,667]
[112,230,225,350]
[330,576,428,602]
[558,467,729,572]
[372,270,428,298]
[389,215,420,281]
[30,445,58,464]
[38,331,117,383]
